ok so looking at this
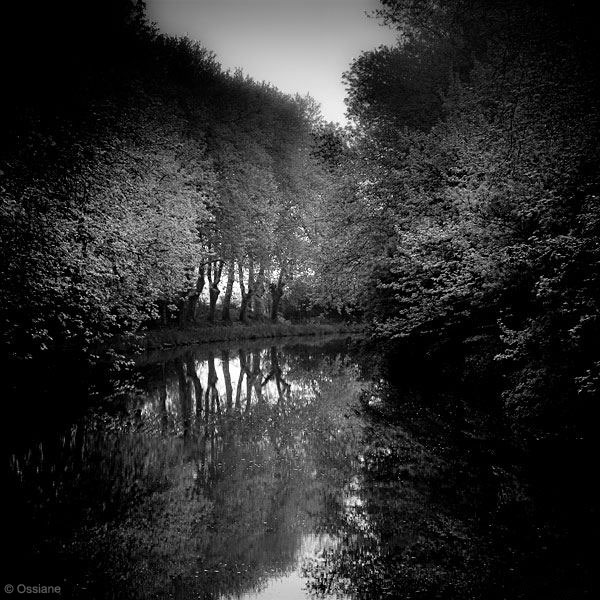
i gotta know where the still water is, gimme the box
[5,336,594,599]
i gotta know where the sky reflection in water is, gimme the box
[8,339,366,599]
[7,336,591,599]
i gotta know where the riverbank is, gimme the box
[136,331,366,366]
[123,321,365,353]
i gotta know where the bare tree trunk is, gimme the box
[160,300,169,326]
[270,268,286,322]
[238,258,255,323]
[189,264,205,323]
[221,261,235,322]
[177,297,187,329]
[177,263,205,327]
[207,260,223,323]
[252,264,266,319]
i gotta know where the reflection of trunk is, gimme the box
[238,349,253,412]
[210,427,216,479]
[221,350,233,412]
[204,373,210,426]
[262,346,279,386]
[221,262,235,322]
[263,346,291,405]
[186,353,203,429]
[199,434,207,482]
[270,268,285,322]
[207,261,224,323]
[206,351,221,415]
[237,349,249,411]
[235,358,244,411]
[159,363,168,433]
[178,359,192,441]
[252,350,263,402]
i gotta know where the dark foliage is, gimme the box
[323,0,600,437]
[1,0,331,359]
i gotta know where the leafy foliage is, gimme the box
[324,0,600,435]
[0,0,331,355]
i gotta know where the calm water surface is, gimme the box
[5,336,594,599]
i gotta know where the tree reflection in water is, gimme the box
[6,337,590,599]
[7,338,367,599]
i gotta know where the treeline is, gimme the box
[321,0,600,433]
[3,1,598,433]
[1,0,334,357]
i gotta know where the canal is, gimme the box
[4,335,594,599]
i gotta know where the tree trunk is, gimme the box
[160,300,169,326]
[252,265,266,319]
[208,286,219,322]
[178,297,187,329]
[207,260,223,323]
[177,263,205,326]
[270,269,285,322]
[221,261,235,322]
[238,258,254,323]
[188,264,205,323]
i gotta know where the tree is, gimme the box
[324,0,600,433]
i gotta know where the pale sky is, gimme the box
[146,0,397,123]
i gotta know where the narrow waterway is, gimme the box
[5,336,594,599]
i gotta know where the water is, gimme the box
[4,336,594,599]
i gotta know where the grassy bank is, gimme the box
[120,321,364,354]
[137,331,366,366]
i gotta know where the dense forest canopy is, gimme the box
[1,0,599,437]
[1,0,332,353]
[322,0,599,436]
